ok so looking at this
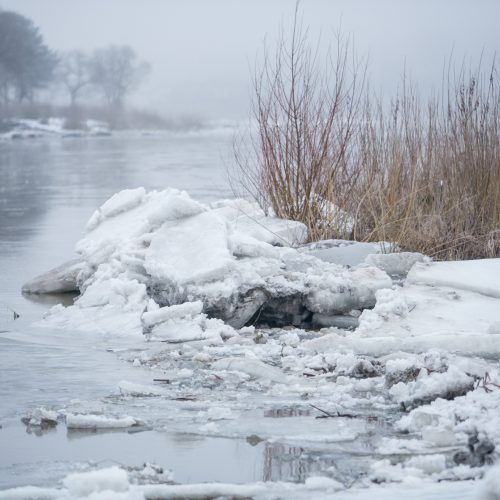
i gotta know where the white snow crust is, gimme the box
[407,259,500,298]
[63,466,130,496]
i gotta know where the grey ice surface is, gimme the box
[299,240,386,267]
[22,259,83,294]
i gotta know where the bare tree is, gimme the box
[89,45,150,112]
[58,50,91,107]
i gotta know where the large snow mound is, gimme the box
[38,188,391,337]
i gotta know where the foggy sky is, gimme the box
[1,0,499,120]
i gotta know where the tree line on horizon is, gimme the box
[0,8,150,126]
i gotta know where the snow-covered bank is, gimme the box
[14,187,500,497]
[0,118,241,141]
[0,118,111,139]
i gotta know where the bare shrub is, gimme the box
[232,6,366,242]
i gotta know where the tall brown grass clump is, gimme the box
[354,67,500,259]
[233,10,500,259]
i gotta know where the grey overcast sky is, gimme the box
[1,0,499,120]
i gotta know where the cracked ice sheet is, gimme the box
[407,258,500,299]
[63,330,498,477]
[29,325,397,455]
[305,279,500,357]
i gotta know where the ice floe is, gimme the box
[65,414,141,429]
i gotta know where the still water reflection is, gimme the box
[0,131,232,243]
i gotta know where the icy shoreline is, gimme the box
[11,187,500,498]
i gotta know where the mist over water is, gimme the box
[2,0,499,120]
